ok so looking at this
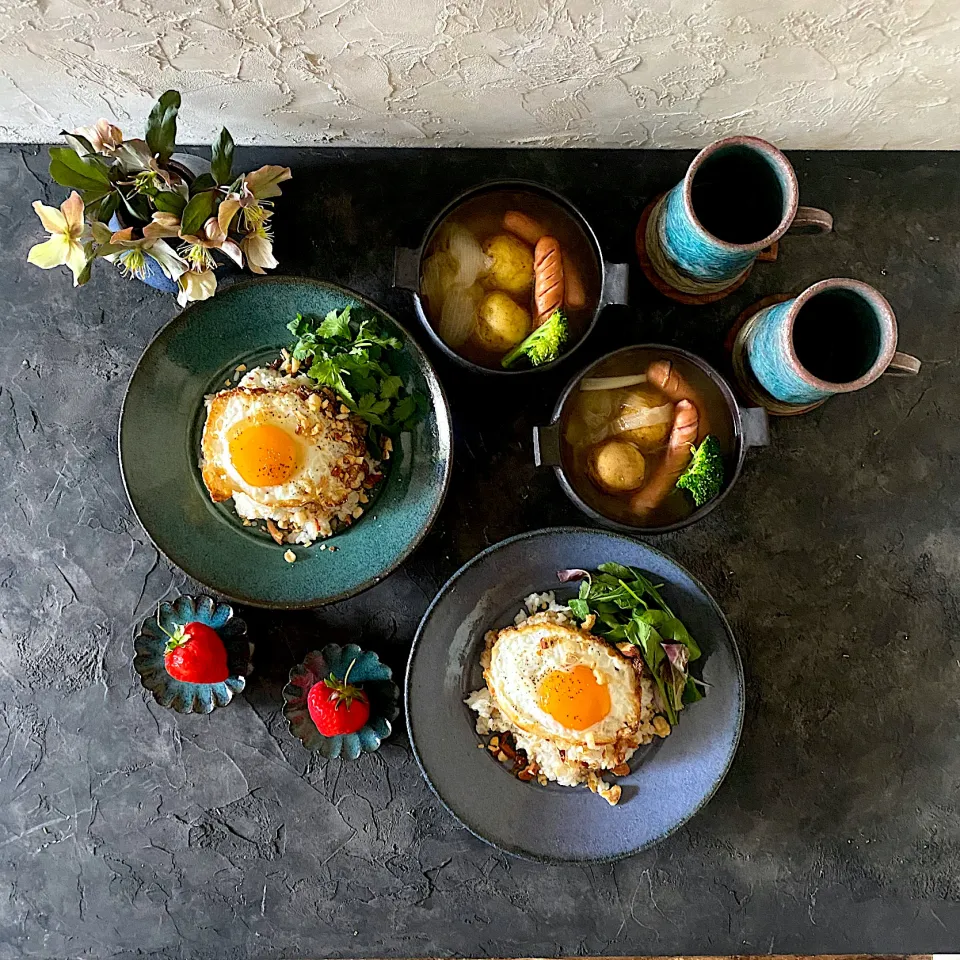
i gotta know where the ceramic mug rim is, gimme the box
[680,135,800,254]
[408,178,609,377]
[776,278,898,394]
[546,343,747,535]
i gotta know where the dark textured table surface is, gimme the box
[1,144,957,959]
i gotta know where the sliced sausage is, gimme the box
[629,399,699,514]
[534,236,564,325]
[504,210,586,310]
[503,210,544,246]
[647,359,712,437]
[646,359,689,402]
[564,259,586,309]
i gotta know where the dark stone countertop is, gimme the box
[0,144,957,959]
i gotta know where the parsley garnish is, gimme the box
[286,308,427,442]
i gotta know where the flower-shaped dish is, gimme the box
[134,595,253,714]
[283,643,399,758]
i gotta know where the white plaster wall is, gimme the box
[0,0,958,148]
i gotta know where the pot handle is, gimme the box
[600,262,630,307]
[788,206,834,235]
[533,423,562,468]
[393,246,421,291]
[883,351,922,377]
[740,405,770,449]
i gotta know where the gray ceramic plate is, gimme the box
[120,277,452,608]
[406,526,744,862]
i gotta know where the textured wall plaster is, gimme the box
[0,0,959,148]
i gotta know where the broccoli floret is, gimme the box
[501,310,569,369]
[676,435,724,507]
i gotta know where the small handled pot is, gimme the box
[533,345,769,535]
[393,179,629,376]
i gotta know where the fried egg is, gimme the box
[200,369,378,543]
[485,616,644,745]
[467,607,662,805]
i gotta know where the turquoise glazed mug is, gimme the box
[743,278,921,407]
[645,136,832,299]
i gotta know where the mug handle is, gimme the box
[884,352,922,377]
[788,206,834,235]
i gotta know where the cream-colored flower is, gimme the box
[240,223,278,275]
[97,225,188,282]
[27,191,91,285]
[177,268,217,306]
[180,216,244,269]
[244,165,292,200]
[73,119,123,154]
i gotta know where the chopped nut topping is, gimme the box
[283,549,296,563]
[612,763,630,777]
[653,715,671,737]
[307,393,321,411]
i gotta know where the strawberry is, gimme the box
[307,658,370,736]
[160,617,230,684]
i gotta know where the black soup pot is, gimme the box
[393,179,629,376]
[533,345,769,534]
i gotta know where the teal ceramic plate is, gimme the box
[120,277,452,608]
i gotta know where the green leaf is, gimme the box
[119,189,152,225]
[189,172,216,194]
[180,190,218,238]
[48,146,110,196]
[392,395,416,422]
[89,191,121,224]
[145,89,181,164]
[682,676,704,704]
[308,357,353,402]
[318,307,353,339]
[379,375,403,399]
[60,131,96,157]
[211,127,235,185]
[638,610,700,660]
[153,190,187,216]
[568,598,590,620]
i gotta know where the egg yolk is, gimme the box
[227,421,300,487]
[537,665,611,730]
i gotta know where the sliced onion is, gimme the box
[580,374,649,391]
[446,224,489,287]
[614,402,673,432]
[439,283,481,348]
[421,250,457,314]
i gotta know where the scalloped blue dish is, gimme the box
[134,595,253,714]
[283,643,399,759]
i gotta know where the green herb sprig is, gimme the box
[287,308,426,443]
[564,562,704,724]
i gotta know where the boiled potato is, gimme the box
[473,291,531,354]
[482,233,534,297]
[588,439,646,494]
[616,386,673,453]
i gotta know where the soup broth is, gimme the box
[420,189,601,370]
[561,349,736,527]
